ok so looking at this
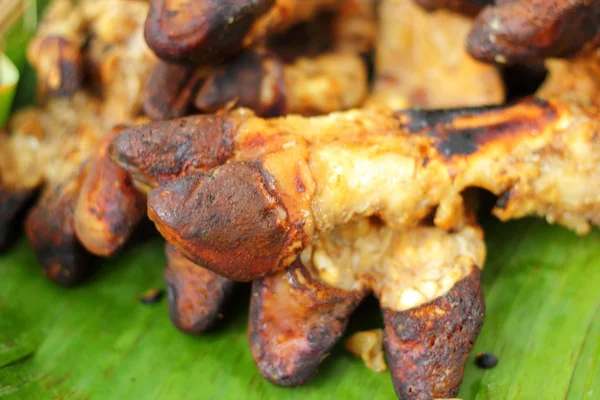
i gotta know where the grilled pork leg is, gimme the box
[112,95,600,281]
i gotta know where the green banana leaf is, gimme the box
[0,54,19,128]
[1,219,598,399]
[1,2,599,399]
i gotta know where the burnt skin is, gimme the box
[467,0,600,64]
[74,127,146,257]
[413,0,492,17]
[109,114,240,190]
[249,260,367,386]
[144,0,275,64]
[143,61,204,120]
[25,171,92,287]
[396,97,559,158]
[147,162,300,281]
[194,49,287,117]
[382,267,485,400]
[35,36,83,97]
[164,243,235,334]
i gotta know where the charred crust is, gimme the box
[25,176,92,287]
[396,103,510,133]
[467,0,600,64]
[396,98,559,158]
[110,114,239,188]
[164,243,234,334]
[383,267,485,400]
[413,0,492,17]
[249,260,366,386]
[143,61,202,120]
[147,162,295,281]
[194,49,287,117]
[144,0,275,64]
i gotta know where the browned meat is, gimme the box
[368,0,504,109]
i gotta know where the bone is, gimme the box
[249,259,366,386]
[25,169,92,287]
[164,243,235,334]
[144,0,339,64]
[74,127,146,257]
[467,0,600,64]
[383,266,485,399]
[194,49,367,117]
[413,0,492,17]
